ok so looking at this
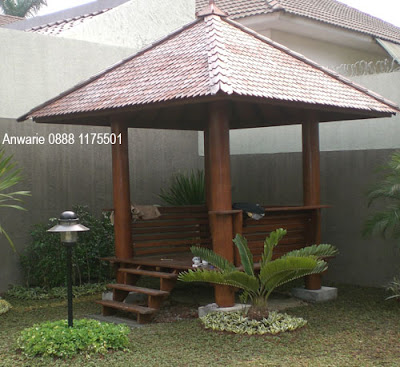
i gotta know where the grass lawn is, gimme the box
[0,284,399,367]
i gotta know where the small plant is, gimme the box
[179,229,338,320]
[0,299,12,315]
[20,205,114,288]
[17,319,130,358]
[201,311,307,335]
[5,283,107,300]
[386,277,400,300]
[0,147,30,251]
[363,151,400,242]
[159,169,205,205]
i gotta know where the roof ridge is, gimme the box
[205,15,233,95]
[222,16,399,111]
[18,18,203,121]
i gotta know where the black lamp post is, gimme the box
[48,211,89,327]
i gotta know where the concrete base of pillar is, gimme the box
[291,286,337,303]
[198,303,251,318]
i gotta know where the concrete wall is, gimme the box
[0,0,196,292]
[62,0,196,49]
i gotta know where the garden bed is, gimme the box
[0,284,399,366]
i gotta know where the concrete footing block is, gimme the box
[291,286,338,303]
[198,303,251,318]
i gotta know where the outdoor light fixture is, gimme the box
[48,211,89,327]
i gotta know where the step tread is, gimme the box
[107,283,169,296]
[119,267,178,279]
[95,300,156,314]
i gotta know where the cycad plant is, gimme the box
[179,229,338,319]
[159,169,205,205]
[363,151,400,241]
[0,148,30,251]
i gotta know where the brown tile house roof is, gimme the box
[195,0,400,44]
[20,9,398,125]
[27,8,110,35]
[0,14,22,27]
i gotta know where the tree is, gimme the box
[0,0,47,18]
[179,229,338,319]
[0,147,30,251]
[363,151,400,242]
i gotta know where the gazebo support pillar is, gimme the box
[302,116,322,290]
[205,101,235,307]
[111,118,133,263]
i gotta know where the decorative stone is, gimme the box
[198,303,251,318]
[124,292,148,304]
[102,291,113,301]
[291,286,338,303]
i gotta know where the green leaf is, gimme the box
[282,244,338,259]
[233,234,254,276]
[190,246,235,272]
[261,228,287,266]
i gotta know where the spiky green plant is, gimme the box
[363,151,400,242]
[0,0,47,17]
[159,169,205,205]
[0,148,30,251]
[179,229,338,319]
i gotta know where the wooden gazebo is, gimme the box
[20,1,398,322]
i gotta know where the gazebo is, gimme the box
[20,1,398,322]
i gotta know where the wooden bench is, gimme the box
[132,205,212,258]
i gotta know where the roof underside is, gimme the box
[0,14,22,27]
[195,0,400,45]
[21,13,398,130]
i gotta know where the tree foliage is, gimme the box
[0,147,30,251]
[363,151,400,242]
[0,0,47,17]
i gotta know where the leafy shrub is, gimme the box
[386,277,400,300]
[159,169,205,205]
[201,311,307,335]
[20,205,114,288]
[17,319,130,358]
[0,299,12,315]
[5,283,107,300]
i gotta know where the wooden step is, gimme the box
[95,300,156,324]
[118,268,178,279]
[106,283,169,297]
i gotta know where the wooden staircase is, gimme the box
[96,266,178,323]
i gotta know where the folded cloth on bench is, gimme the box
[131,205,161,221]
[109,204,161,224]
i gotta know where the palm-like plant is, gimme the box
[0,0,47,17]
[0,148,30,251]
[363,151,400,241]
[159,169,205,206]
[179,229,338,319]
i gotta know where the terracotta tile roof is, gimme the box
[0,14,22,27]
[21,12,398,121]
[195,0,400,44]
[26,8,111,36]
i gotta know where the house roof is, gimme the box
[20,8,398,128]
[0,14,22,27]
[27,8,111,36]
[195,0,400,44]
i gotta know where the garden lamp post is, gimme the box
[48,211,89,327]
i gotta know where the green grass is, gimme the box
[0,284,399,366]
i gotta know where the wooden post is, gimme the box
[204,101,235,307]
[111,118,133,260]
[302,114,322,290]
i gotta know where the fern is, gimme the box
[261,228,287,266]
[190,246,236,272]
[281,244,338,259]
[233,234,254,276]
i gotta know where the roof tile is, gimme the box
[23,14,398,121]
[195,0,400,44]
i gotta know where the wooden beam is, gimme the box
[111,118,133,259]
[205,101,235,307]
[302,113,322,290]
